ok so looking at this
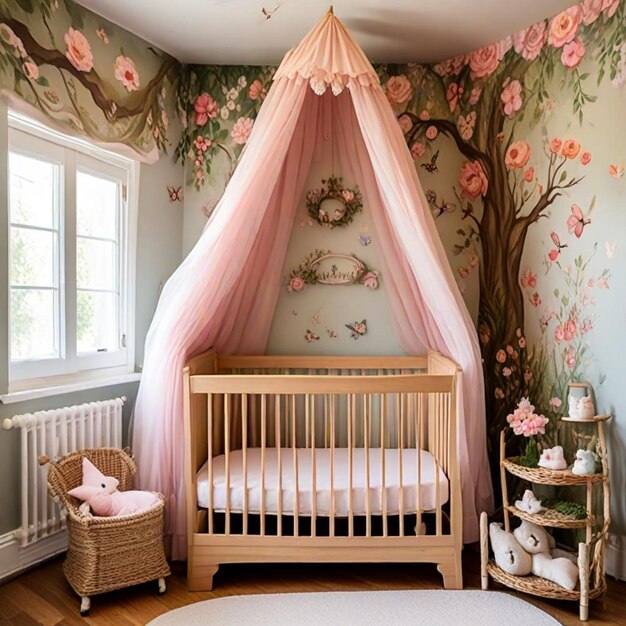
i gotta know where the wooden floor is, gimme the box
[0,551,624,625]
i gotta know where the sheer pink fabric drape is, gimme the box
[133,13,492,559]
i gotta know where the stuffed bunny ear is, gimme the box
[67,485,98,502]
[81,457,107,487]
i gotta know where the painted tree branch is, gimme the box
[5,17,177,121]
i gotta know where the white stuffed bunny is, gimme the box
[576,396,595,419]
[532,553,579,590]
[572,449,598,475]
[515,490,545,514]
[538,445,567,470]
[489,523,532,576]
[513,520,551,554]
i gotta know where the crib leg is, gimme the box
[188,557,220,592]
[437,557,462,590]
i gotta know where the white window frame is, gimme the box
[6,111,138,389]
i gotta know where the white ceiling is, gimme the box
[76,0,576,65]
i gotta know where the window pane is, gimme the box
[77,238,117,290]
[10,288,58,360]
[10,227,56,287]
[77,171,118,238]
[77,291,118,353]
[9,152,57,228]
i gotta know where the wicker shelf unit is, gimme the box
[480,415,611,622]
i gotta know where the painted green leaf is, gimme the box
[15,0,34,12]
[559,170,568,183]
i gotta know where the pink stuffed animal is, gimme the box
[67,457,159,517]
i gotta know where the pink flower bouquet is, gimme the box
[506,397,549,466]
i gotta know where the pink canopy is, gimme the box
[133,9,493,559]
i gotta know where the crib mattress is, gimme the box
[197,448,449,517]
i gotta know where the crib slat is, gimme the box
[330,394,335,537]
[224,393,231,535]
[261,394,266,536]
[365,393,371,537]
[208,394,214,535]
[275,394,283,536]
[291,394,299,536]
[242,394,248,536]
[381,394,387,538]
[416,393,422,535]
[348,393,354,537]
[398,393,404,537]
[310,394,316,537]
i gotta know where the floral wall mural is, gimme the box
[178,1,626,546]
[0,0,180,161]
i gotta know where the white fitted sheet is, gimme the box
[197,448,449,517]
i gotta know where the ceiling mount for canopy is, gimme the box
[274,7,379,96]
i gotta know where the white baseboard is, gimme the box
[0,529,67,583]
[606,533,626,581]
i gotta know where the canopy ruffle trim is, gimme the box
[274,9,379,96]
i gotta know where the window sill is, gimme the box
[0,372,141,405]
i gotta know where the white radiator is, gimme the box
[2,397,125,547]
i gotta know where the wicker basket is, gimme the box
[45,448,170,605]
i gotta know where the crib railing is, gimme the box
[184,353,460,544]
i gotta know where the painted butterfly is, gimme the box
[359,233,372,246]
[304,329,320,343]
[567,204,591,239]
[547,231,567,262]
[167,186,183,202]
[345,319,367,340]
[605,241,617,259]
[326,328,338,339]
[608,163,624,179]
[420,149,439,173]
[462,204,474,220]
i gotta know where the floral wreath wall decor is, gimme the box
[286,250,379,293]
[306,176,363,228]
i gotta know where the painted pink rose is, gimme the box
[524,166,535,182]
[502,367,512,377]
[410,141,425,159]
[425,125,438,140]
[495,388,505,399]
[468,43,501,79]
[580,151,592,165]
[505,141,531,169]
[561,138,581,159]
[549,138,562,153]
[501,79,523,117]
[549,397,562,409]
[459,160,488,199]
[231,116,254,144]
[418,110,430,121]
[114,55,140,91]
[581,0,603,24]
[22,60,38,80]
[342,189,354,202]
[561,38,585,68]
[362,271,378,289]
[248,79,266,100]
[548,6,581,48]
[398,114,413,135]
[603,0,620,18]
[289,276,304,292]
[64,28,93,72]
[496,349,506,363]
[194,93,218,126]
[565,347,576,370]
[385,75,412,104]
[513,21,548,60]
[518,336,527,348]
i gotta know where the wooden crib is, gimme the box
[183,351,463,591]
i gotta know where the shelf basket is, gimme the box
[504,504,594,529]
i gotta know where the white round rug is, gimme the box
[148,590,561,626]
